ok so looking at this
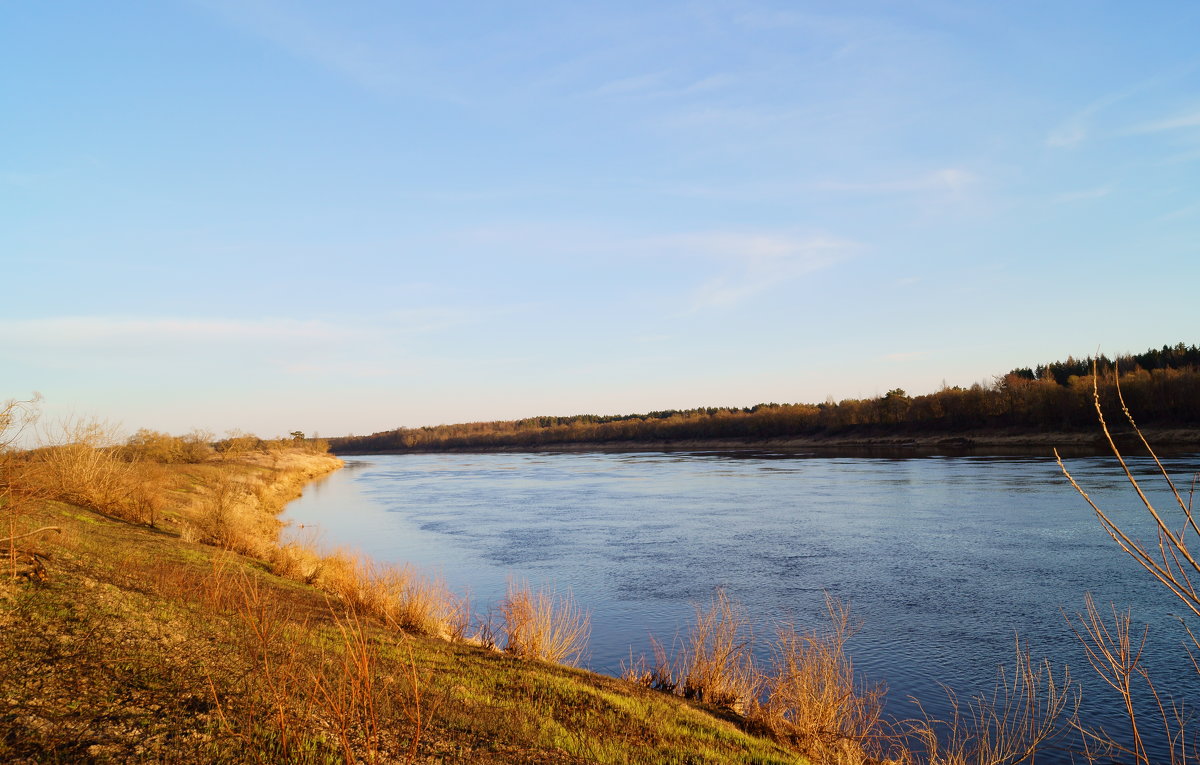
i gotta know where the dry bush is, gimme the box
[124,429,187,463]
[178,429,216,463]
[623,589,758,712]
[121,427,215,465]
[28,416,149,522]
[191,474,272,556]
[269,541,325,584]
[620,637,676,692]
[674,588,759,711]
[126,462,172,526]
[899,642,1076,765]
[1056,364,1200,621]
[500,579,591,665]
[2,397,48,575]
[1065,594,1165,764]
[752,596,889,763]
[1057,364,1200,764]
[387,566,464,639]
[311,552,466,639]
[216,430,262,462]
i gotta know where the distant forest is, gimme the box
[329,343,1200,453]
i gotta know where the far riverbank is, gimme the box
[332,425,1200,456]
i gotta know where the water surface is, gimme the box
[285,449,1200,760]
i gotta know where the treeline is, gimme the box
[330,343,1200,453]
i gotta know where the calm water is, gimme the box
[284,449,1200,761]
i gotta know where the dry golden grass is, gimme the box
[500,579,591,665]
[676,588,760,711]
[752,596,890,764]
[628,589,760,712]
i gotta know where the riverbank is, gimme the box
[333,425,1200,456]
[0,445,806,763]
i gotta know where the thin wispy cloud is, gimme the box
[591,71,671,97]
[884,351,929,362]
[652,232,857,310]
[819,167,976,195]
[1052,184,1114,204]
[1044,67,1196,148]
[191,0,448,101]
[1126,110,1200,134]
[592,71,735,100]
[1045,89,1134,148]
[1156,200,1200,222]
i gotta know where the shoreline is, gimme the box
[332,426,1200,457]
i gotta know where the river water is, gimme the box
[284,449,1200,761]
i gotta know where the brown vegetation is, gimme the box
[331,342,1200,453]
[500,579,592,665]
[1057,366,1200,764]
[6,361,1200,763]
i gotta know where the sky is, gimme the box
[4,1,1200,439]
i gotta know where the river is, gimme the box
[284,448,1200,761]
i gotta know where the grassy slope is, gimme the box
[0,452,803,764]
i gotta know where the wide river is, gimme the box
[284,448,1200,760]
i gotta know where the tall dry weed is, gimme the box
[753,596,889,763]
[31,416,143,519]
[500,579,591,665]
[675,588,759,711]
[312,551,466,639]
[900,641,1076,765]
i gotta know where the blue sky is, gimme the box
[4,1,1200,438]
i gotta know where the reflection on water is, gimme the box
[285,450,1200,761]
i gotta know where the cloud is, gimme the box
[1052,184,1114,204]
[1156,200,1200,222]
[1044,68,1194,148]
[1127,110,1200,134]
[191,0,445,100]
[1045,88,1136,148]
[591,71,736,100]
[591,71,670,97]
[650,232,857,310]
[818,167,976,195]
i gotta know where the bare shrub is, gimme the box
[900,642,1076,765]
[216,430,262,461]
[0,394,41,451]
[29,416,150,522]
[500,579,591,665]
[1057,363,1200,763]
[753,596,889,763]
[127,462,171,526]
[124,429,186,463]
[192,474,264,554]
[269,541,324,584]
[2,396,47,576]
[621,636,676,688]
[179,429,215,463]
[312,552,465,639]
[1066,594,1163,764]
[674,588,759,712]
[1056,364,1200,620]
